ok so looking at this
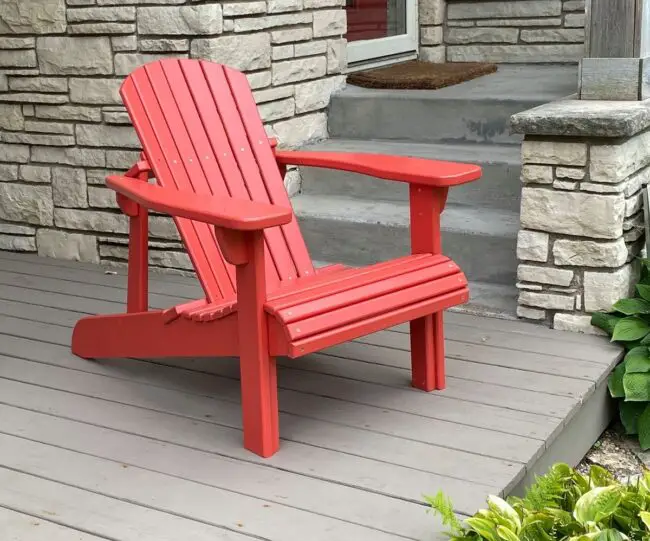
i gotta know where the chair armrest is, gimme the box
[274,150,482,188]
[106,175,293,231]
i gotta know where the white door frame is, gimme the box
[347,0,419,66]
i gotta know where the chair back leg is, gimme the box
[410,313,445,391]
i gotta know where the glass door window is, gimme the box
[347,0,407,41]
[346,0,417,65]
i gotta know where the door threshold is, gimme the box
[345,52,417,74]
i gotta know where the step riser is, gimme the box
[328,97,537,144]
[297,216,517,285]
[299,161,522,211]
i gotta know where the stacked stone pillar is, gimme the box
[511,104,649,332]
[419,0,446,62]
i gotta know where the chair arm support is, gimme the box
[274,150,482,188]
[106,175,293,231]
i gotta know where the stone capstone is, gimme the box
[511,100,650,138]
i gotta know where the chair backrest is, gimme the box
[120,58,314,303]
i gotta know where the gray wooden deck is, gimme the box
[0,251,622,541]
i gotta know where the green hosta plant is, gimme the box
[592,258,650,450]
[428,463,650,541]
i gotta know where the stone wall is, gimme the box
[445,0,585,63]
[0,0,346,269]
[511,101,650,333]
[420,0,446,62]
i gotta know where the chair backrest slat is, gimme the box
[144,61,238,296]
[173,60,281,290]
[223,66,314,278]
[123,74,232,303]
[120,58,315,302]
[199,62,300,285]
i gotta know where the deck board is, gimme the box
[0,318,562,441]
[0,508,106,541]
[0,253,622,540]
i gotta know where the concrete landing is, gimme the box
[328,65,579,144]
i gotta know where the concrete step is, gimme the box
[298,138,522,212]
[449,282,518,319]
[328,65,578,144]
[293,195,519,285]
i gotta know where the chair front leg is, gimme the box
[230,229,280,457]
[116,162,151,313]
[408,184,448,391]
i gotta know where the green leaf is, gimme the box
[497,525,519,541]
[520,516,555,541]
[487,496,521,533]
[592,530,629,541]
[640,510,650,530]
[609,362,627,398]
[465,517,500,541]
[613,317,650,342]
[623,372,650,401]
[638,405,650,451]
[589,465,617,488]
[573,486,622,525]
[624,347,650,373]
[620,401,647,434]
[613,299,650,316]
[638,285,650,302]
[424,491,465,534]
[639,259,650,286]
[592,313,623,337]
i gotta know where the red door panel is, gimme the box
[346,0,389,42]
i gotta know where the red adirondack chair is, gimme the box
[71,58,481,458]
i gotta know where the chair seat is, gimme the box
[174,254,468,353]
[266,254,467,346]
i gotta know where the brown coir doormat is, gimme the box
[347,61,498,90]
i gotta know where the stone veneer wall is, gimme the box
[0,0,346,270]
[511,103,650,333]
[419,0,446,62]
[444,0,585,63]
